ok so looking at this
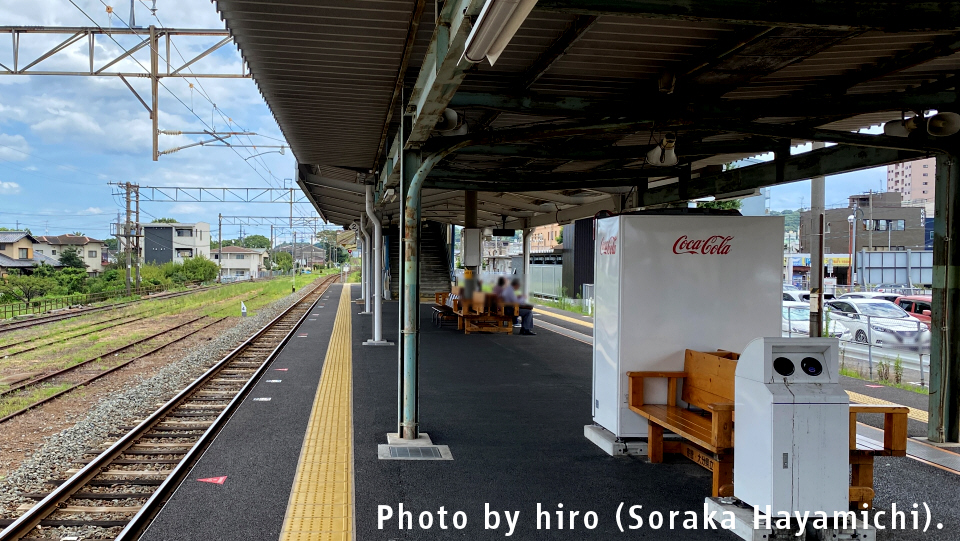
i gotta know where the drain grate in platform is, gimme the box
[378,444,453,460]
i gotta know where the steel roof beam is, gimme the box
[451,138,781,160]
[448,90,960,124]
[533,1,960,31]
[377,0,487,187]
[641,144,927,207]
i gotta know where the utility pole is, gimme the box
[290,188,295,291]
[114,212,122,270]
[810,142,825,337]
[217,213,223,282]
[270,224,274,273]
[134,184,141,291]
[124,183,132,296]
[150,24,159,161]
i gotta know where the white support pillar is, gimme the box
[364,185,392,346]
[360,214,372,314]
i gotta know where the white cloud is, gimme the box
[81,207,104,215]
[0,134,31,161]
[0,181,21,194]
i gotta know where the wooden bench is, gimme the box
[629,350,910,506]
[431,292,459,327]
[453,292,517,334]
[628,349,738,496]
[848,404,909,510]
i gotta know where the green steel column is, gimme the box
[930,151,960,443]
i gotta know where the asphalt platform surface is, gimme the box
[140,284,341,541]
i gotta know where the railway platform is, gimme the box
[140,285,960,540]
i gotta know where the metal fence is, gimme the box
[782,305,930,386]
[0,283,171,320]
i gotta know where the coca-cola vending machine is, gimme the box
[592,214,783,439]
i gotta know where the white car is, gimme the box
[782,301,846,338]
[838,291,901,303]
[782,290,810,303]
[826,298,930,351]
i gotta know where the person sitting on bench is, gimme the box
[501,278,535,335]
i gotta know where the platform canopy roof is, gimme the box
[215,0,960,228]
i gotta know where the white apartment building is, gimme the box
[35,234,107,275]
[213,245,267,280]
[141,222,211,264]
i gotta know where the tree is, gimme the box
[242,234,270,249]
[697,199,742,210]
[71,231,85,237]
[555,231,563,245]
[0,273,57,303]
[272,251,293,272]
[151,218,179,223]
[0,227,31,234]
[104,238,118,251]
[58,267,88,294]
[59,247,87,269]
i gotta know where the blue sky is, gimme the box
[0,0,312,244]
[0,1,891,243]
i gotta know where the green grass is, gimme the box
[0,383,74,418]
[209,274,320,318]
[534,296,590,316]
[839,367,929,395]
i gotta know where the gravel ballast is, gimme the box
[0,282,324,517]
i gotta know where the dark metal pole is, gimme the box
[930,151,960,443]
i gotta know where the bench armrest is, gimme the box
[706,402,735,412]
[849,403,908,453]
[626,371,687,378]
[627,371,687,408]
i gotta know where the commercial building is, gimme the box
[799,192,925,254]
[34,234,107,275]
[530,223,562,252]
[213,245,267,280]
[141,222,211,264]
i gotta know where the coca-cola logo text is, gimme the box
[672,235,734,255]
[600,235,617,255]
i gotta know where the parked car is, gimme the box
[783,289,811,302]
[873,283,909,294]
[783,283,801,291]
[826,298,930,351]
[782,301,846,338]
[895,295,932,324]
[838,291,901,303]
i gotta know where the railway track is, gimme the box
[0,286,216,336]
[0,274,337,541]
[0,284,276,357]
[0,316,226,424]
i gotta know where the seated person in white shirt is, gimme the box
[500,278,535,336]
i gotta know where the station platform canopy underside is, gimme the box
[216,0,960,230]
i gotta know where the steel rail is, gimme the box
[0,318,226,425]
[0,315,207,399]
[0,275,336,540]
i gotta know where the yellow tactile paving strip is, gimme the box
[532,308,594,328]
[847,390,929,423]
[280,284,354,541]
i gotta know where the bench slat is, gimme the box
[632,404,724,452]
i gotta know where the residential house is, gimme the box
[35,234,107,276]
[213,245,267,280]
[0,231,62,276]
[141,222,211,264]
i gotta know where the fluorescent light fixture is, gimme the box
[462,0,538,66]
